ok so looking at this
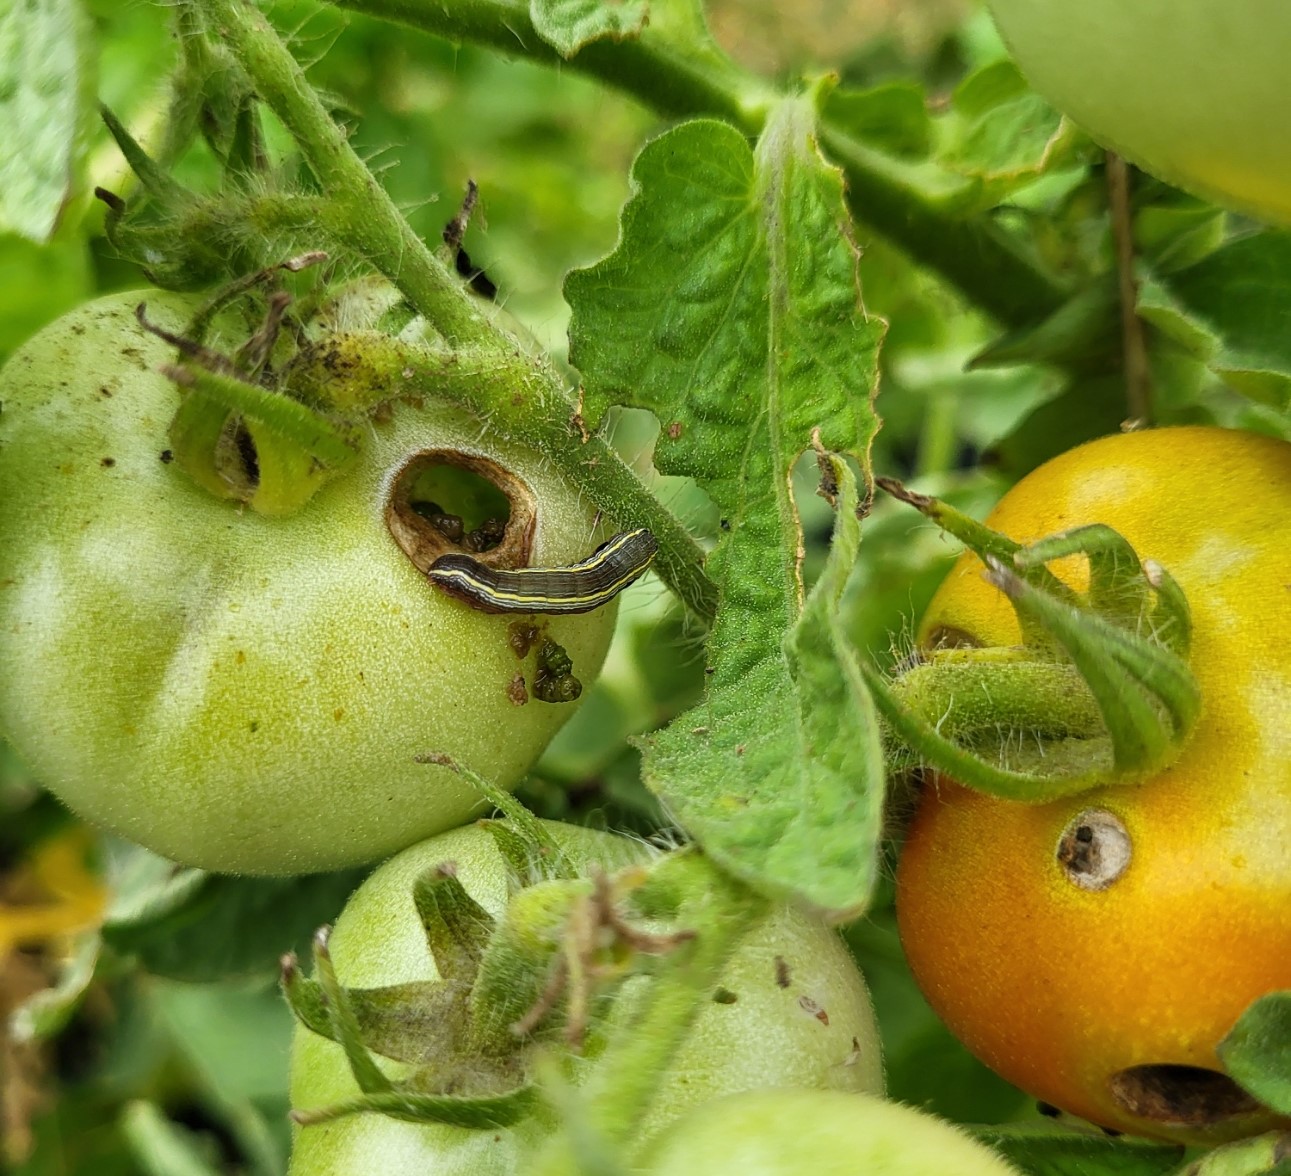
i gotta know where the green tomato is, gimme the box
[288,821,885,1175]
[986,0,1291,223]
[640,1089,1023,1175]
[0,291,615,874]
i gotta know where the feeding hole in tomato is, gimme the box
[1108,1065,1262,1128]
[1056,809,1131,891]
[386,449,537,577]
[922,625,983,651]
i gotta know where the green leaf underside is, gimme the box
[0,0,92,242]
[936,61,1082,210]
[566,110,885,919]
[530,0,648,58]
[1218,990,1291,1116]
[1139,231,1291,411]
[972,1126,1184,1176]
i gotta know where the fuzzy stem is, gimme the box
[199,0,489,347]
[330,0,1069,327]
[191,0,716,618]
[287,332,718,618]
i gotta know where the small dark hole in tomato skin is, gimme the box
[1108,1064,1263,1127]
[922,625,984,651]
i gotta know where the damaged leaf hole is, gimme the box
[386,449,536,576]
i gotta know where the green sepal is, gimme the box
[162,359,358,515]
[412,865,496,984]
[280,955,462,1065]
[891,653,1103,751]
[311,926,394,1095]
[987,558,1201,775]
[290,1085,539,1130]
[872,481,1202,799]
[862,660,1117,801]
[97,108,239,290]
[875,475,1074,652]
[167,392,243,503]
[468,880,587,1051]
[417,752,574,882]
[1013,523,1193,654]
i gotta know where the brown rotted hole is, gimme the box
[1056,809,1131,891]
[386,450,536,575]
[1108,1065,1263,1127]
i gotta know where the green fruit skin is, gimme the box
[987,0,1291,224]
[288,821,885,1175]
[641,1089,1023,1176]
[0,292,615,874]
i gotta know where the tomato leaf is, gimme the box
[822,82,933,159]
[100,843,369,983]
[937,62,1087,212]
[529,0,648,57]
[566,107,886,920]
[0,0,96,242]
[972,1125,1184,1176]
[1218,990,1291,1116]
[1138,232,1291,415]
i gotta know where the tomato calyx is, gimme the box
[282,820,699,1132]
[863,477,1201,802]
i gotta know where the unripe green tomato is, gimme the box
[288,821,885,1175]
[897,426,1291,1144]
[640,1089,1023,1175]
[985,0,1291,223]
[0,291,615,874]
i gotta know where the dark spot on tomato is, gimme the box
[1108,1065,1261,1127]
[98,385,112,397]
[774,956,791,988]
[100,457,115,468]
[160,449,174,463]
[712,987,738,1004]
[249,721,259,733]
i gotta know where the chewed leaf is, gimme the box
[568,104,884,918]
[0,0,95,242]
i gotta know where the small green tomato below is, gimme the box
[640,1089,1023,1176]
[0,290,616,874]
[287,820,885,1176]
[986,0,1291,223]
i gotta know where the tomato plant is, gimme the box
[287,820,884,1174]
[896,426,1291,1144]
[3,0,1291,1173]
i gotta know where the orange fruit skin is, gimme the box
[895,426,1291,1144]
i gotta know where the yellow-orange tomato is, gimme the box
[896,426,1291,1144]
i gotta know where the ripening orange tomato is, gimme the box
[896,426,1291,1144]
